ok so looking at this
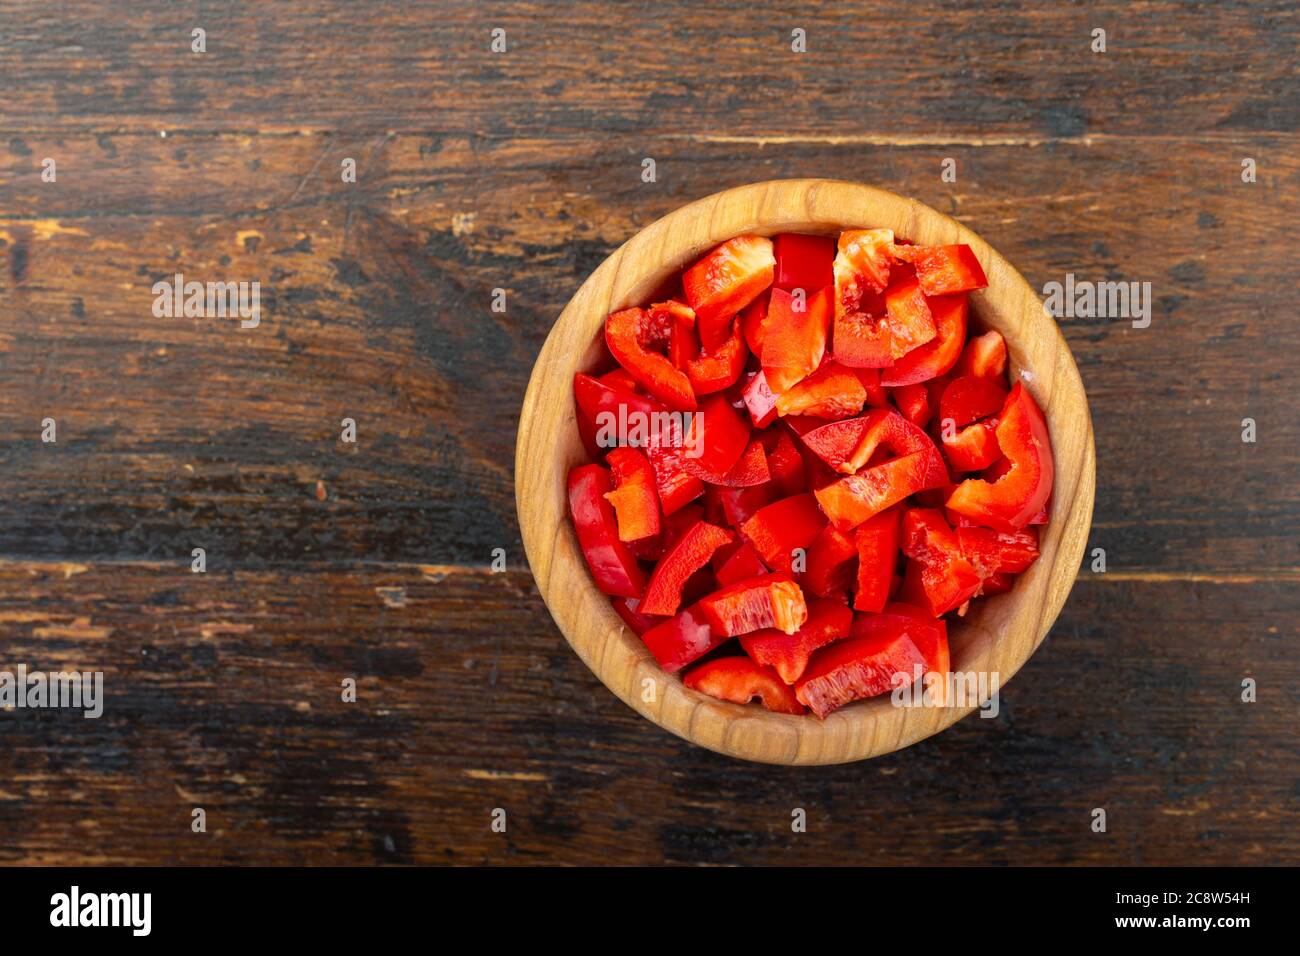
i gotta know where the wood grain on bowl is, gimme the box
[516,179,1096,765]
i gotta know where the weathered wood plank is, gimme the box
[0,563,1293,865]
[1,1,1296,138]
[1,135,1296,570]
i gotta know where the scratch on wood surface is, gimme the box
[31,618,112,639]
[463,769,548,782]
[375,586,407,608]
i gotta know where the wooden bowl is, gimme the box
[516,179,1095,765]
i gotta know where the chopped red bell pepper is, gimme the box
[765,432,806,496]
[831,229,895,368]
[955,329,1007,380]
[716,482,774,528]
[741,370,778,428]
[788,415,870,472]
[603,447,661,542]
[884,274,938,359]
[774,360,867,420]
[739,493,827,574]
[599,367,641,393]
[939,375,1008,428]
[740,290,770,356]
[740,597,853,685]
[683,235,775,351]
[879,292,968,387]
[855,367,889,407]
[641,602,726,672]
[957,525,1040,580]
[946,382,1054,531]
[646,428,705,516]
[834,228,893,304]
[612,596,661,636]
[794,603,948,717]
[684,393,749,478]
[839,408,950,480]
[815,451,945,532]
[573,372,669,459]
[712,539,770,586]
[803,524,858,597]
[762,285,832,393]
[774,233,836,293]
[604,307,696,410]
[941,419,1001,473]
[854,505,902,612]
[895,243,988,296]
[849,602,951,702]
[978,571,1014,595]
[567,464,646,599]
[640,520,735,616]
[698,573,808,637]
[684,437,770,487]
[683,657,806,715]
[899,508,983,616]
[890,383,932,429]
[686,318,748,394]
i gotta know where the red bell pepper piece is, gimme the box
[716,482,774,528]
[698,573,808,637]
[895,243,988,296]
[955,329,1007,380]
[774,233,836,293]
[641,602,726,672]
[849,602,951,702]
[667,306,697,372]
[640,520,735,616]
[762,285,832,393]
[831,229,894,368]
[978,571,1014,595]
[839,408,950,480]
[573,372,669,459]
[788,415,869,472]
[686,318,748,394]
[646,425,705,516]
[713,539,770,586]
[683,657,806,715]
[946,383,1054,531]
[567,464,646,599]
[685,392,749,477]
[880,293,968,387]
[739,493,827,574]
[682,235,775,351]
[795,603,948,717]
[834,228,893,303]
[815,451,945,532]
[740,597,853,685]
[765,432,806,496]
[604,307,696,410]
[884,274,938,359]
[773,360,867,420]
[741,370,778,428]
[854,506,902,612]
[684,438,770,487]
[900,508,983,616]
[802,524,858,598]
[612,596,661,636]
[890,383,932,429]
[739,290,770,356]
[603,447,661,542]
[939,375,1008,429]
[957,525,1040,580]
[599,367,640,393]
[856,367,889,407]
[941,419,1001,473]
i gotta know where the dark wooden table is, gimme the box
[1,1,1296,865]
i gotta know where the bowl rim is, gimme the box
[516,178,1096,765]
